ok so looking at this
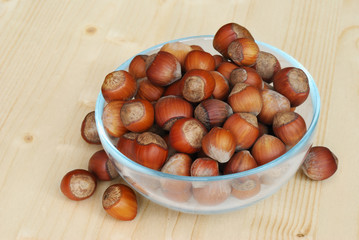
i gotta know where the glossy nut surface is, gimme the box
[136,77,164,102]
[160,153,192,202]
[273,111,307,146]
[194,99,233,129]
[101,70,137,102]
[102,184,137,221]
[146,51,182,86]
[60,169,97,201]
[129,55,148,79]
[302,146,338,181]
[163,80,183,97]
[227,38,259,66]
[116,132,139,161]
[120,99,154,132]
[201,127,236,163]
[184,50,216,72]
[160,42,193,69]
[213,22,254,58]
[251,134,286,165]
[88,150,119,181]
[216,62,238,80]
[254,51,281,83]
[81,111,101,144]
[154,96,193,131]
[103,100,128,138]
[181,69,215,103]
[229,67,263,89]
[228,83,262,115]
[169,118,207,154]
[210,71,230,100]
[273,67,310,107]
[223,113,259,150]
[224,150,258,175]
[191,158,219,177]
[134,132,168,170]
[258,89,291,125]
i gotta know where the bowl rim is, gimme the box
[95,35,321,182]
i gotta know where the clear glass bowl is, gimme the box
[95,35,320,214]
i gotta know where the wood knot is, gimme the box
[296,233,305,238]
[23,133,34,143]
[85,26,97,35]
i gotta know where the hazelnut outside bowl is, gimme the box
[95,36,320,214]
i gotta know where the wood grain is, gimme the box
[0,0,358,239]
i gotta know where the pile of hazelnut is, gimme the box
[60,23,338,220]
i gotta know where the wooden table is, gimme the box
[1,0,358,239]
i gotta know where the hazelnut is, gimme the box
[129,55,148,79]
[184,50,216,72]
[102,100,128,138]
[134,132,168,170]
[120,99,154,132]
[181,69,215,103]
[194,99,233,129]
[227,38,259,66]
[251,134,286,165]
[101,70,137,102]
[229,66,263,89]
[154,95,193,131]
[209,71,230,100]
[273,67,310,107]
[224,150,258,175]
[169,118,207,154]
[160,42,193,69]
[223,113,259,151]
[302,146,338,181]
[201,127,236,163]
[273,111,307,146]
[228,83,262,115]
[257,89,291,125]
[160,153,192,202]
[135,77,164,102]
[146,51,182,86]
[253,51,281,83]
[213,22,254,58]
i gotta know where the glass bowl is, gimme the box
[95,35,320,214]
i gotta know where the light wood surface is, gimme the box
[1,0,358,239]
